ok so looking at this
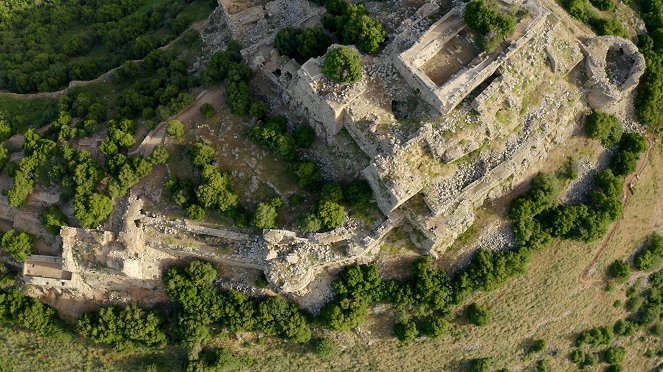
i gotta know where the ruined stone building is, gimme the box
[23,0,646,302]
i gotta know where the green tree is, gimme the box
[78,304,168,349]
[191,143,216,167]
[253,198,282,229]
[322,46,363,83]
[311,337,336,357]
[0,230,33,262]
[149,145,169,165]
[167,120,186,138]
[74,193,113,228]
[186,204,206,221]
[317,200,346,230]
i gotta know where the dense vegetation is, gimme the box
[585,111,623,147]
[275,27,333,63]
[0,288,62,336]
[634,0,663,129]
[464,0,517,52]
[0,0,214,93]
[562,0,626,37]
[317,0,387,54]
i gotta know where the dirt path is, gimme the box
[132,85,224,157]
[175,85,224,125]
[578,135,655,285]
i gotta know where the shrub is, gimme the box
[591,18,627,37]
[78,304,168,349]
[467,303,490,326]
[291,161,321,189]
[311,337,337,357]
[200,103,215,118]
[322,46,363,83]
[149,145,169,165]
[585,111,623,147]
[576,326,614,346]
[564,0,591,23]
[0,145,8,172]
[613,319,639,336]
[393,318,419,342]
[191,142,216,167]
[186,204,206,221]
[167,120,185,138]
[293,125,316,148]
[74,192,113,228]
[607,259,631,281]
[604,346,625,365]
[420,316,448,338]
[253,198,282,229]
[300,213,323,233]
[469,357,492,372]
[527,339,547,355]
[464,0,517,52]
[0,119,11,142]
[590,0,615,10]
[321,1,387,54]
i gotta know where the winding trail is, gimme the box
[578,134,655,285]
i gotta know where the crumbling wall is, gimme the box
[585,36,645,111]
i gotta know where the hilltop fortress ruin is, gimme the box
[22,0,645,308]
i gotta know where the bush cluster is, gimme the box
[165,261,312,345]
[48,144,113,228]
[78,304,168,350]
[318,0,387,54]
[166,142,239,221]
[634,0,663,129]
[562,0,626,37]
[510,133,646,251]
[464,0,517,52]
[7,130,56,208]
[202,43,261,117]
[635,233,663,271]
[585,111,623,147]
[0,288,62,336]
[275,26,332,63]
[300,181,373,232]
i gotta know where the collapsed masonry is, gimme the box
[23,195,402,297]
[244,0,644,258]
[23,0,646,299]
